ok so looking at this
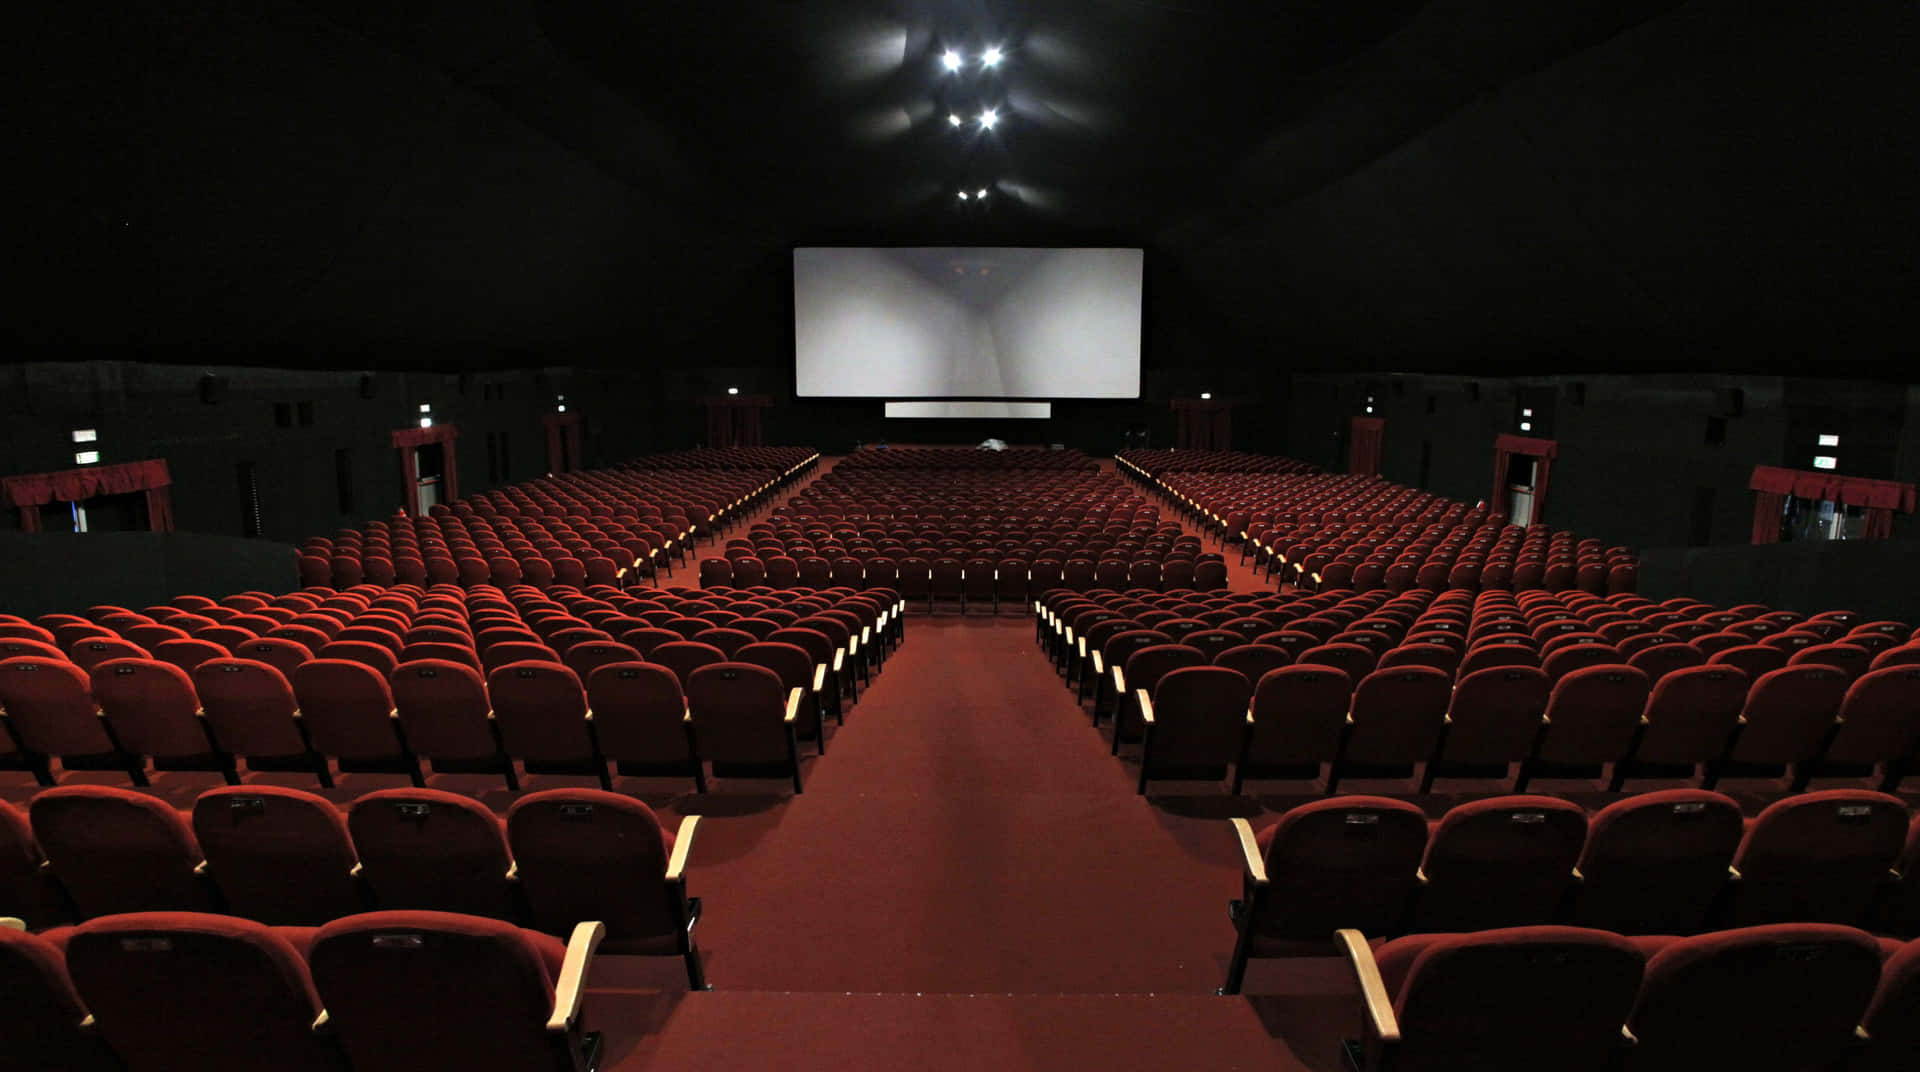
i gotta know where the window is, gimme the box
[297,401,314,427]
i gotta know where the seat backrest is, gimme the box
[1390,926,1644,1072]
[1143,666,1252,766]
[1254,796,1428,945]
[1440,666,1550,765]
[389,659,497,761]
[1343,666,1452,765]
[29,786,209,918]
[0,656,116,757]
[193,657,306,757]
[193,785,362,926]
[1631,665,1748,765]
[1628,924,1882,1072]
[310,910,566,1072]
[1826,665,1920,765]
[649,640,729,687]
[507,789,679,947]
[345,789,516,919]
[1245,665,1353,766]
[1731,664,1851,763]
[67,911,336,1072]
[1571,789,1743,934]
[687,661,791,764]
[292,658,402,762]
[1861,939,1920,1072]
[1725,789,1910,926]
[487,661,591,764]
[0,924,117,1071]
[1415,795,1588,932]
[1535,664,1650,764]
[1213,643,1292,684]
[90,657,209,761]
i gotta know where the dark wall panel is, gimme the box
[0,532,299,619]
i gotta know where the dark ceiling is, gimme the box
[11,1,1917,377]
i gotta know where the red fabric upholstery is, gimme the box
[310,910,569,1072]
[508,789,682,954]
[1569,790,1744,934]
[1413,795,1587,932]
[1724,790,1910,926]
[0,925,120,1071]
[1628,924,1882,1072]
[28,786,212,918]
[346,789,516,920]
[68,911,336,1072]
[1375,925,1643,1072]
[1247,796,1427,954]
[192,786,363,926]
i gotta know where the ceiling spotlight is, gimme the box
[957,190,970,201]
[948,113,962,126]
[941,50,962,72]
[982,47,1003,67]
[727,386,740,396]
[976,187,989,199]
[979,109,998,130]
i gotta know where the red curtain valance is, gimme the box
[2,459,172,507]
[1749,465,1917,512]
[1493,434,1559,459]
[390,423,459,449]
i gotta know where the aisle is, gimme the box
[656,612,1251,994]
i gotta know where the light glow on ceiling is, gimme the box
[941,50,962,72]
[979,109,998,130]
[982,47,1003,67]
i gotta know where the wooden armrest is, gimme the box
[193,860,209,876]
[1113,665,1126,693]
[784,687,803,724]
[1136,688,1155,725]
[1229,818,1268,885]
[666,816,700,882]
[833,650,845,672]
[546,921,607,1033]
[1336,929,1400,1045]
[350,863,364,878]
[812,663,827,692]
[1092,651,1104,675]
[0,916,24,932]
[861,626,872,644]
[683,701,692,723]
[1077,637,1087,658]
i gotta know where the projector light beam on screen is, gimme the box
[791,247,1143,400]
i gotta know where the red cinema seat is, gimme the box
[345,789,517,920]
[28,786,215,918]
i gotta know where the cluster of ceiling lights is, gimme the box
[941,45,1004,205]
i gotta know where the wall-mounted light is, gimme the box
[1813,455,1838,470]
[1818,433,1840,447]
[1519,421,1532,432]
[419,417,433,429]
[1199,392,1212,400]
[71,428,97,443]
[74,450,100,465]
[727,386,740,396]
[418,403,431,413]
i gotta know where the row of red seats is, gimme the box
[2,907,615,1072]
[1217,789,1920,992]
[3,785,705,984]
[1038,585,1920,795]
[1115,449,1319,476]
[831,446,1099,470]
[700,554,1232,604]
[1328,921,1914,1072]
[1119,453,1641,595]
[0,583,902,793]
[296,451,819,590]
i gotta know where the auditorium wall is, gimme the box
[1287,373,1920,551]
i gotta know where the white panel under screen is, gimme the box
[793,248,1143,398]
[883,401,1052,419]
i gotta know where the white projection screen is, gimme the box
[793,247,1143,399]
